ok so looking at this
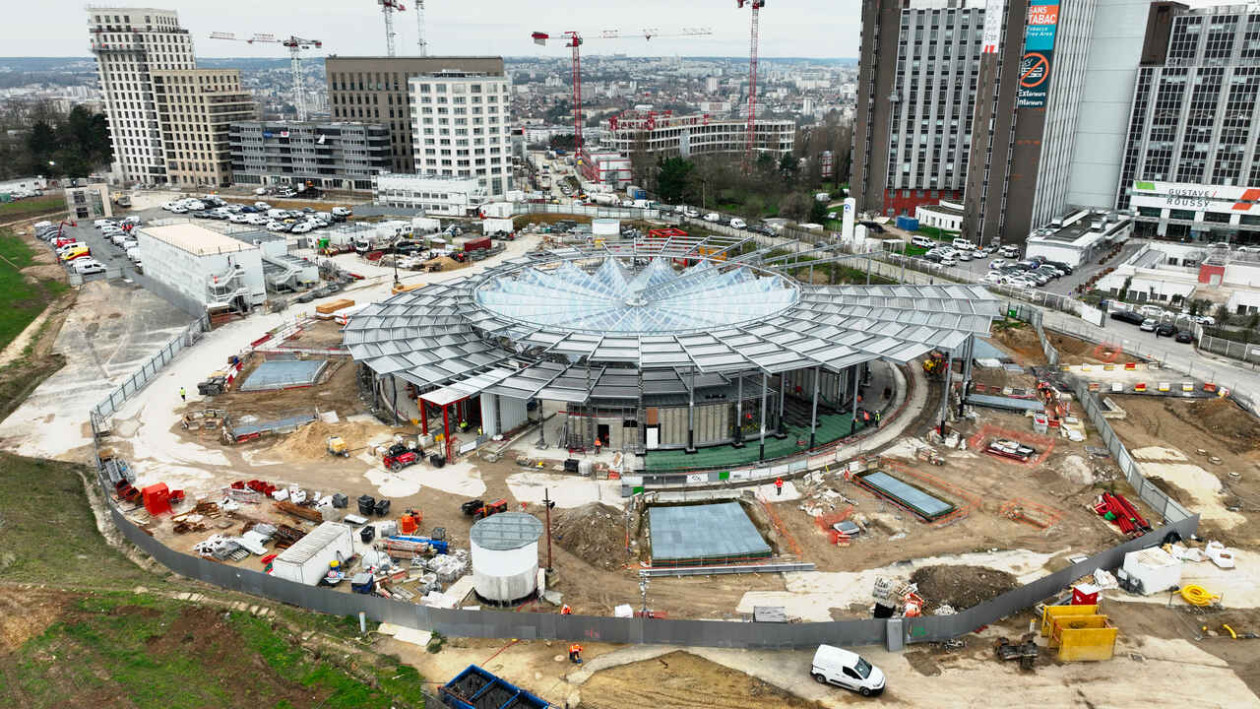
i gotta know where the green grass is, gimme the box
[0,453,155,587]
[0,229,69,353]
[4,593,430,708]
[0,195,65,220]
[914,225,958,241]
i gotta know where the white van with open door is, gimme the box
[811,645,885,697]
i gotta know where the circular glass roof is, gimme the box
[474,257,800,335]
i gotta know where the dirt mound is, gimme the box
[267,419,392,461]
[1185,398,1260,452]
[553,503,628,571]
[910,565,1019,613]
[991,324,1043,364]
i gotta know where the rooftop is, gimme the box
[141,224,258,256]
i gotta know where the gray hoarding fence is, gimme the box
[1198,332,1260,367]
[90,313,210,429]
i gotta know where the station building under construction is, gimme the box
[344,234,1000,474]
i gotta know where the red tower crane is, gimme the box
[532,28,712,162]
[736,0,766,174]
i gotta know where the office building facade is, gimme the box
[851,0,987,218]
[605,111,795,160]
[229,121,392,192]
[325,56,506,175]
[1117,2,1260,243]
[152,69,256,187]
[88,8,196,184]
[408,71,514,197]
[372,174,487,216]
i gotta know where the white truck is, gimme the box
[590,193,618,206]
[482,218,515,235]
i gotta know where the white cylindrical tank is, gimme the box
[591,218,620,237]
[470,512,543,605]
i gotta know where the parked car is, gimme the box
[1111,310,1145,325]
[1138,304,1167,319]
[952,237,974,251]
[1139,318,1158,332]
[957,251,972,262]
[1191,314,1216,326]
[331,207,353,217]
[1155,322,1178,337]
[989,258,1010,270]
[72,259,107,275]
[729,217,747,229]
[940,256,958,267]
[59,247,91,262]
[811,645,885,697]
[910,235,935,248]
[1174,330,1195,343]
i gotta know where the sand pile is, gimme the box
[267,420,391,461]
[553,503,628,571]
[909,565,1019,613]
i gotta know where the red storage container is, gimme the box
[1071,583,1101,606]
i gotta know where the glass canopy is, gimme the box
[474,258,799,334]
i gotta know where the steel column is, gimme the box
[686,368,696,453]
[758,371,768,461]
[809,366,820,449]
[733,374,744,448]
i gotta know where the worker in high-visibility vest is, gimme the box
[561,604,572,616]
[568,643,583,663]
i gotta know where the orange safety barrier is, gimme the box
[1134,382,1147,392]
[1124,362,1137,370]
[758,498,802,557]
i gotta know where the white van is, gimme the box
[911,235,935,248]
[811,645,885,696]
[952,237,974,250]
[730,218,747,230]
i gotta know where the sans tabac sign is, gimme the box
[1131,180,1260,214]
[1018,0,1060,108]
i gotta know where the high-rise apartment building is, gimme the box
[89,8,257,187]
[854,0,1154,245]
[408,72,514,197]
[851,0,987,218]
[152,70,257,187]
[325,56,506,175]
[1117,2,1260,241]
[88,8,196,184]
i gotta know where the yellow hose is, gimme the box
[1223,624,1237,639]
[1181,584,1220,607]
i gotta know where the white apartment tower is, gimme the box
[88,8,196,184]
[408,71,513,197]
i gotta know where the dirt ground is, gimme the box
[990,322,1142,367]
[578,651,825,709]
[1107,395,1260,546]
[769,406,1139,576]
[274,319,348,350]
[553,503,632,572]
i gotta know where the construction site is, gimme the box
[17,211,1229,707]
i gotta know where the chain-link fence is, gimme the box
[90,314,210,430]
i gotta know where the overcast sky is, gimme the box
[9,1,861,59]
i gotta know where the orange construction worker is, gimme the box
[568,643,583,663]
[561,604,572,616]
[775,477,784,496]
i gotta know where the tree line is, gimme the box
[0,103,113,181]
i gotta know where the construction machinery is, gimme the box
[383,442,421,471]
[326,436,350,457]
[994,633,1039,670]
[209,32,322,121]
[735,0,766,174]
[197,375,228,396]
[377,0,405,57]
[531,27,711,159]
[922,351,948,377]
[462,498,508,521]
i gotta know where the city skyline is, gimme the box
[5,0,862,59]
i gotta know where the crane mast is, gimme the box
[379,0,404,57]
[209,32,322,121]
[737,1,765,174]
[415,0,427,56]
